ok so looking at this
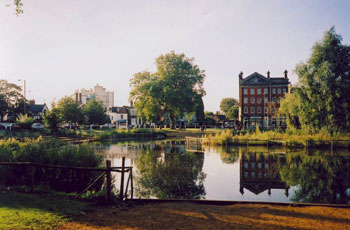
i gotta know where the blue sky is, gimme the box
[1,0,349,111]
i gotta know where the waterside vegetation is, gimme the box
[199,129,350,149]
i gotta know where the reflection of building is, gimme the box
[239,152,289,196]
[72,84,114,109]
[238,71,290,128]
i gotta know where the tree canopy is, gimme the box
[220,98,239,120]
[84,99,108,125]
[56,97,84,125]
[280,27,350,132]
[130,51,206,127]
[0,80,24,121]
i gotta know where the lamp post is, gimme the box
[18,79,26,114]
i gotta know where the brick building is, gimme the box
[238,70,290,129]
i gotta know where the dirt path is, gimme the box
[61,202,350,230]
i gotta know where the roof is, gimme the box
[241,72,290,86]
[111,106,128,114]
[28,104,47,113]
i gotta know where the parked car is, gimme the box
[31,123,44,130]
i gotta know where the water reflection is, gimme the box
[97,140,350,204]
[280,149,350,204]
[135,140,206,199]
[239,151,289,197]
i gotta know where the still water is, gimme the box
[96,140,350,204]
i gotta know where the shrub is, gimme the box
[0,139,104,193]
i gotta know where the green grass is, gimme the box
[0,192,88,230]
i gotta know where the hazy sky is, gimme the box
[1,0,350,111]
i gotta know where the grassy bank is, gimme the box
[78,128,166,141]
[2,192,349,230]
[202,130,350,148]
[0,192,88,230]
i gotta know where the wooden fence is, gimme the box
[0,157,133,202]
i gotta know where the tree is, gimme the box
[56,97,84,125]
[43,102,61,132]
[130,51,206,128]
[219,98,239,120]
[84,99,108,125]
[279,92,302,129]
[0,80,24,121]
[284,27,350,132]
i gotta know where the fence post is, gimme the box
[106,160,112,203]
[30,165,36,193]
[120,157,125,201]
[130,169,134,200]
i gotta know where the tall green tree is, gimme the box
[56,97,84,125]
[219,98,238,120]
[84,99,108,125]
[130,51,206,128]
[281,27,350,132]
[0,80,24,121]
[43,102,61,132]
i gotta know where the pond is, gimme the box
[96,140,350,205]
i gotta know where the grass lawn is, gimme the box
[62,202,350,230]
[0,192,88,230]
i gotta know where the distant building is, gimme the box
[108,105,143,129]
[27,100,48,121]
[238,70,290,129]
[109,106,129,129]
[72,84,114,109]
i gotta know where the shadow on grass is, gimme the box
[63,202,350,230]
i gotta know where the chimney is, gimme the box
[267,71,270,79]
[284,70,288,79]
[239,71,243,80]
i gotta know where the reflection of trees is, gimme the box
[219,147,239,164]
[280,150,350,204]
[135,143,206,199]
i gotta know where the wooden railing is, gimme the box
[0,157,133,202]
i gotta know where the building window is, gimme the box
[277,97,280,103]
[264,107,268,114]
[257,97,261,104]
[121,115,123,119]
[264,88,268,94]
[272,97,276,102]
[283,88,287,93]
[257,88,261,94]
[264,97,268,103]
[272,88,276,94]
[244,89,248,95]
[278,88,281,94]
[251,162,255,169]
[250,88,255,95]
[257,106,261,113]
[250,97,255,103]
[251,107,255,113]
[244,107,248,114]
[244,97,248,104]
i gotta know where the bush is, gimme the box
[16,114,35,129]
[0,138,104,193]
